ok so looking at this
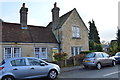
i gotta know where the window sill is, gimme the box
[72,37,81,39]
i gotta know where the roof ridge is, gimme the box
[60,8,74,18]
[59,8,74,27]
[3,22,45,28]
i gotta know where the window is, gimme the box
[28,58,40,66]
[28,58,47,66]
[72,26,80,38]
[4,47,21,59]
[14,48,21,57]
[86,53,96,58]
[96,53,103,58]
[71,47,82,56]
[102,53,109,58]
[41,48,47,59]
[0,60,5,65]
[34,48,40,58]
[71,47,74,56]
[11,59,26,66]
[4,48,12,59]
[34,48,47,59]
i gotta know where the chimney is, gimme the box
[51,2,60,30]
[20,3,28,29]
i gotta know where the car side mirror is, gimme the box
[40,63,45,66]
[107,55,111,58]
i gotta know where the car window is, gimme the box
[96,53,103,58]
[115,53,120,56]
[0,60,5,65]
[86,53,96,58]
[11,59,26,66]
[28,58,41,66]
[28,58,48,66]
[102,53,109,58]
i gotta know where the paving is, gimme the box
[61,65,84,72]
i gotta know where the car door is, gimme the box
[11,58,30,79]
[27,58,49,77]
[96,53,105,64]
[102,53,112,65]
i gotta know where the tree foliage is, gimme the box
[88,20,102,51]
[117,28,120,51]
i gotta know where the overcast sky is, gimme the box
[0,0,119,42]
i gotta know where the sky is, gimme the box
[0,0,119,42]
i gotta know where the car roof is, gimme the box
[90,52,105,54]
[4,57,40,62]
[116,52,120,54]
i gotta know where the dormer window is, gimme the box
[72,26,80,38]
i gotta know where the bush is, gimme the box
[53,52,68,61]
[80,51,94,54]
[70,51,94,61]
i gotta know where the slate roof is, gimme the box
[1,8,87,43]
[48,8,88,30]
[47,8,73,29]
[1,22,58,43]
[59,9,74,27]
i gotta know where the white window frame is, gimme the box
[41,48,47,59]
[71,47,82,56]
[4,48,12,59]
[34,47,47,59]
[13,48,21,58]
[34,48,40,58]
[4,47,21,59]
[72,26,80,38]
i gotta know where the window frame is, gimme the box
[11,59,26,66]
[102,53,109,58]
[72,26,80,38]
[71,46,82,56]
[34,47,47,59]
[4,47,21,59]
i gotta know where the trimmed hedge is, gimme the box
[80,51,95,54]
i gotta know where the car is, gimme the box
[112,52,120,63]
[0,57,60,80]
[83,52,116,69]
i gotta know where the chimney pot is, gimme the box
[54,2,57,8]
[20,3,28,29]
[52,2,60,30]
[23,3,25,7]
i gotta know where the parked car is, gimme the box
[112,52,120,63]
[83,52,116,69]
[0,57,60,80]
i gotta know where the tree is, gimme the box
[117,28,120,51]
[88,20,102,51]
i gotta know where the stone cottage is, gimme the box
[0,3,89,62]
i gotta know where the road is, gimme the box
[57,64,120,80]
[29,65,120,80]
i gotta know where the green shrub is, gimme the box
[53,52,68,61]
[80,51,94,54]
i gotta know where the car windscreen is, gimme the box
[86,53,96,58]
[115,53,120,56]
[0,60,5,65]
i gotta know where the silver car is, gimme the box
[83,52,116,69]
[0,57,60,80]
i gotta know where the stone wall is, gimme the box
[61,9,89,57]
[1,42,58,62]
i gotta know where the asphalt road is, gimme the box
[26,64,120,80]
[57,64,120,80]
